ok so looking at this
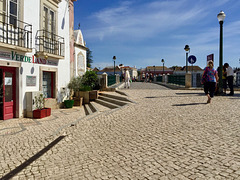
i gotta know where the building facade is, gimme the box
[74,29,87,77]
[0,0,78,120]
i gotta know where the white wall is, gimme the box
[74,47,86,77]
[57,1,70,89]
[21,0,70,111]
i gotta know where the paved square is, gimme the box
[1,82,240,179]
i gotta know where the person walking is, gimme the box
[145,73,149,83]
[201,61,218,103]
[124,68,130,89]
[217,66,227,95]
[224,63,234,96]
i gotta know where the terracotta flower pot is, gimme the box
[33,109,47,119]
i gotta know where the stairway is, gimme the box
[83,91,131,116]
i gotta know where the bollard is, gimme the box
[185,72,192,88]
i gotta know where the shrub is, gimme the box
[34,93,45,109]
[79,85,92,91]
[67,76,82,92]
[81,71,98,90]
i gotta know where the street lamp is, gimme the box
[153,65,155,76]
[217,10,226,94]
[161,59,165,75]
[113,56,116,75]
[184,45,190,73]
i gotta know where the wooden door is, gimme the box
[1,67,16,120]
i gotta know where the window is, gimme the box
[0,0,6,22]
[77,53,85,76]
[9,0,17,26]
[0,0,18,26]
[43,6,55,34]
[43,71,55,98]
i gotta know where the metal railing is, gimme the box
[36,30,65,57]
[156,76,162,82]
[168,75,185,86]
[108,75,116,86]
[0,13,32,49]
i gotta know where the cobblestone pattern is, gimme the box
[1,82,240,179]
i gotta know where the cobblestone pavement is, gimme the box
[1,82,240,179]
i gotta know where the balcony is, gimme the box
[36,30,65,59]
[0,13,32,52]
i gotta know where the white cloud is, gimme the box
[82,0,240,69]
[86,0,215,41]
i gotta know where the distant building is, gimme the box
[173,66,203,75]
[92,67,100,72]
[97,66,122,76]
[120,66,138,79]
[140,66,173,80]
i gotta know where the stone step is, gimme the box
[115,90,128,96]
[95,98,120,109]
[83,102,99,116]
[99,92,131,102]
[89,102,98,113]
[98,96,128,106]
[83,104,92,115]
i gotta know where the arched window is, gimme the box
[77,53,85,76]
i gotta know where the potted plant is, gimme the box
[79,85,92,104]
[33,93,51,119]
[81,71,99,102]
[67,76,82,98]
[64,99,74,108]
[65,76,82,108]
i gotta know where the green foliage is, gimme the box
[34,93,45,110]
[67,71,99,94]
[87,48,93,68]
[81,71,98,90]
[79,85,92,91]
[67,76,82,92]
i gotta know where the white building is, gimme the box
[74,29,87,77]
[0,0,79,120]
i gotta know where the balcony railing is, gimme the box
[36,30,65,57]
[0,13,32,50]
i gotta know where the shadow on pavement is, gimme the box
[172,102,207,106]
[1,136,65,180]
[175,92,205,96]
[145,96,186,99]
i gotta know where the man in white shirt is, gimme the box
[124,69,130,88]
[224,63,234,95]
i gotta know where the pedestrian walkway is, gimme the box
[1,82,240,179]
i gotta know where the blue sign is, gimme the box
[188,55,197,64]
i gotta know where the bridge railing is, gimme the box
[168,75,185,86]
[156,76,162,82]
[107,75,116,87]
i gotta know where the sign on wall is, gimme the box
[26,76,36,86]
[0,51,58,66]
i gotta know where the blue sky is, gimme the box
[74,0,240,70]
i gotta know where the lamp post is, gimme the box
[161,59,165,75]
[184,45,190,73]
[217,11,226,94]
[153,65,155,76]
[113,56,116,75]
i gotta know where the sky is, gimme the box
[74,0,240,70]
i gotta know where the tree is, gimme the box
[87,48,93,68]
